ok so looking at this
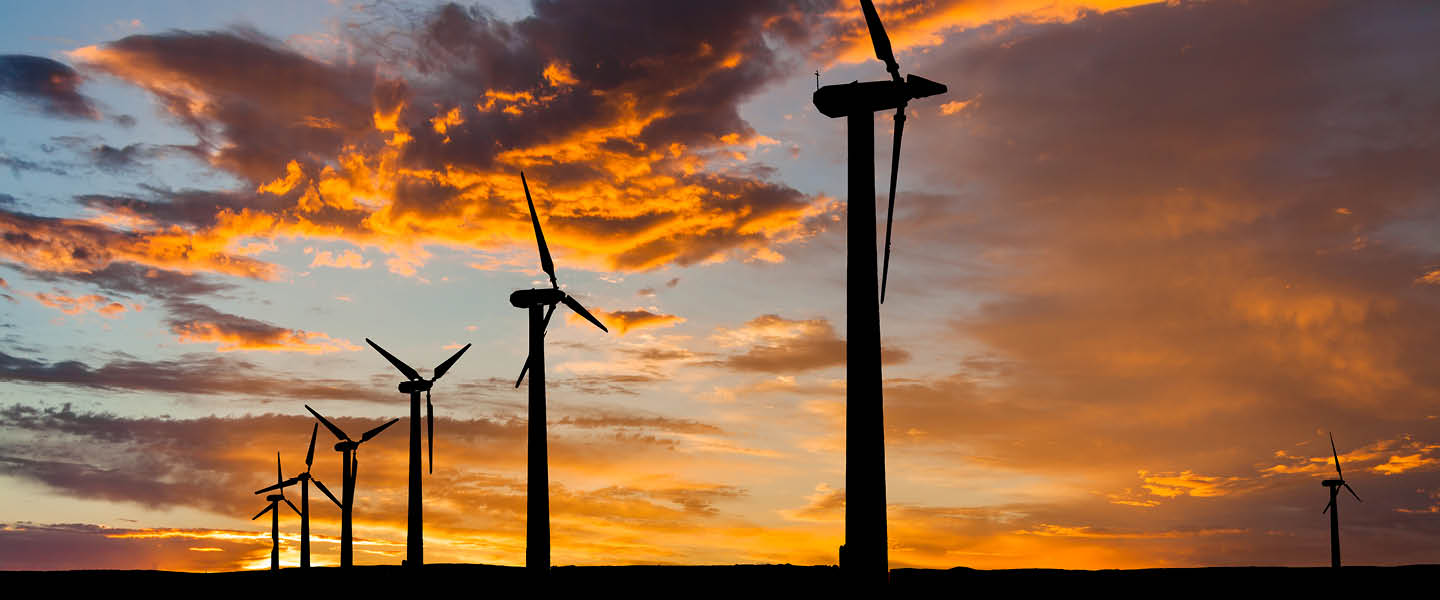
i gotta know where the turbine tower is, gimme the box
[811,0,947,584]
[251,452,300,571]
[305,405,398,568]
[254,424,342,568]
[510,172,609,574]
[1322,432,1362,568]
[365,338,472,568]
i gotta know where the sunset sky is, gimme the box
[2,0,1439,572]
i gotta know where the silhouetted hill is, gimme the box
[1,564,1433,594]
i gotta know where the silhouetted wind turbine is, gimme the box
[305,404,398,568]
[251,452,300,571]
[1322,432,1362,568]
[811,0,947,584]
[511,172,609,574]
[365,338,471,568]
[255,424,342,568]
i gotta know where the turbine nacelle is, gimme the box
[399,379,434,394]
[265,494,285,502]
[334,440,360,452]
[1322,479,1345,487]
[812,74,947,118]
[510,287,568,308]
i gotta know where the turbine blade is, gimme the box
[1344,483,1362,503]
[1330,432,1344,481]
[306,405,351,442]
[515,356,531,389]
[277,452,283,486]
[366,338,421,381]
[359,418,399,443]
[312,477,342,508]
[283,496,301,516]
[522,172,557,288]
[256,476,301,495]
[427,392,434,475]
[880,107,905,304]
[432,343,471,381]
[561,294,608,333]
[306,423,317,470]
[253,503,274,521]
[1322,499,1332,514]
[514,305,557,388]
[859,0,901,80]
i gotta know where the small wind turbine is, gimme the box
[510,172,609,574]
[365,338,471,568]
[251,452,300,571]
[305,404,398,568]
[1322,432,1362,568]
[811,0,947,584]
[254,424,343,568]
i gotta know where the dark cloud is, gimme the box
[79,29,376,183]
[711,314,910,373]
[0,55,100,119]
[0,154,67,178]
[0,523,265,571]
[162,301,360,353]
[90,143,161,172]
[554,412,723,435]
[0,350,388,402]
[19,262,233,301]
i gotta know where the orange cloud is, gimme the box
[575,309,686,335]
[171,322,358,353]
[309,249,372,270]
[164,302,359,353]
[29,291,140,318]
[824,0,1158,66]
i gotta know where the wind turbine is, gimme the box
[811,0,947,584]
[305,404,398,568]
[364,338,471,568]
[254,424,343,568]
[251,452,300,571]
[1322,432,1362,568]
[510,171,609,574]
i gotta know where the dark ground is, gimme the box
[1,564,1433,594]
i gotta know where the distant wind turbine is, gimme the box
[511,172,609,574]
[251,452,300,571]
[254,424,342,568]
[305,405,398,568]
[810,0,947,584]
[1322,432,1362,568]
[365,338,471,568]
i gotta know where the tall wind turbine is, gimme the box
[305,404,398,568]
[254,424,343,568]
[510,172,609,574]
[1322,432,1362,568]
[365,338,471,568]
[811,0,947,584]
[251,452,300,571]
